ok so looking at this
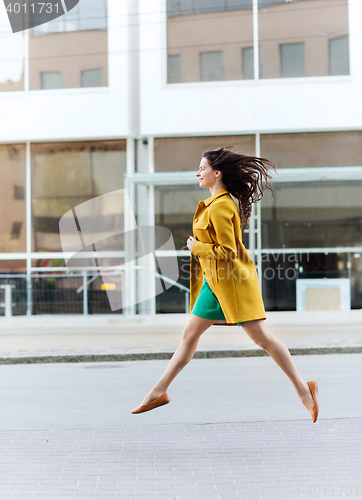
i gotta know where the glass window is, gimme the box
[261,180,362,249]
[259,0,349,79]
[200,51,224,81]
[260,131,362,170]
[280,43,305,78]
[242,47,254,80]
[14,185,25,200]
[155,257,191,313]
[0,26,24,92]
[81,68,102,87]
[167,0,253,83]
[261,251,353,311]
[154,136,255,249]
[31,140,127,252]
[154,135,256,172]
[41,71,63,89]
[351,253,362,309]
[0,145,26,253]
[167,0,253,16]
[32,0,107,35]
[154,183,250,251]
[167,55,182,83]
[242,46,263,79]
[0,260,26,273]
[155,185,205,251]
[0,260,27,316]
[11,222,23,240]
[29,0,108,90]
[329,36,350,75]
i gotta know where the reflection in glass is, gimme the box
[280,43,305,78]
[155,183,250,252]
[41,71,63,89]
[261,181,362,249]
[156,257,191,313]
[29,0,108,89]
[329,36,349,75]
[155,185,204,250]
[168,54,182,83]
[260,131,362,170]
[259,0,349,79]
[242,47,254,79]
[31,141,127,252]
[81,68,102,87]
[261,252,354,311]
[0,261,27,316]
[167,0,253,83]
[0,32,24,92]
[30,257,123,314]
[0,260,26,273]
[200,51,224,81]
[154,135,256,172]
[351,253,362,309]
[0,145,26,252]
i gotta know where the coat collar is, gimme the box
[203,188,229,206]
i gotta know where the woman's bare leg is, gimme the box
[139,314,215,406]
[242,320,314,412]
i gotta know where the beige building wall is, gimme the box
[0,144,26,253]
[29,30,108,90]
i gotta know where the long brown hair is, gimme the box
[202,146,276,228]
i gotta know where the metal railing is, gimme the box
[0,267,190,317]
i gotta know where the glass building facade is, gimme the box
[1,0,360,316]
[166,0,349,83]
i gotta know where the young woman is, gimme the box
[131,146,319,423]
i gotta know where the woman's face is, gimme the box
[196,157,220,188]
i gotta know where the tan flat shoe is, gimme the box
[131,392,170,414]
[306,381,319,423]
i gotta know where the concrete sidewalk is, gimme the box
[0,310,362,363]
[1,354,362,499]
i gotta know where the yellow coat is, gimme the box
[189,188,266,325]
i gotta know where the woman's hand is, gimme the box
[186,235,196,252]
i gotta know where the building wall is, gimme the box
[139,0,360,136]
[1,0,362,314]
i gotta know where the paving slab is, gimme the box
[0,354,361,499]
[0,311,362,363]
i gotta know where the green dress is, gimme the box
[191,277,248,327]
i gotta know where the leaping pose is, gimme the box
[131,146,318,423]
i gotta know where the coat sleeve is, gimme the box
[191,201,238,261]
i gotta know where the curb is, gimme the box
[0,346,362,365]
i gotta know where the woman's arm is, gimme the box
[191,201,238,261]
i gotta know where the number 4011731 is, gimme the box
[6,3,60,14]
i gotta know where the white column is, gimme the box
[254,132,263,294]
[253,0,259,81]
[24,27,29,91]
[147,136,156,315]
[124,137,136,315]
[25,141,32,315]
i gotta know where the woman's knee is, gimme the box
[181,324,203,344]
[244,324,274,350]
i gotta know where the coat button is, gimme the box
[200,201,204,206]
[195,218,198,222]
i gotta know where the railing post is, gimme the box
[83,270,88,315]
[26,273,32,316]
[185,291,189,315]
[0,284,15,318]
